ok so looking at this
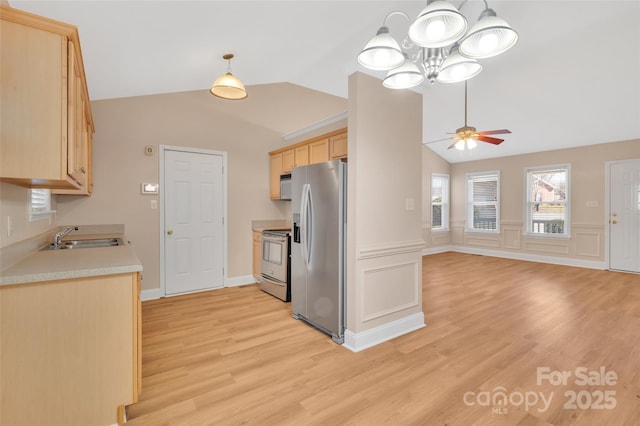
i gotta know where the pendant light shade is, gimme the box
[210,54,247,100]
[437,45,482,83]
[408,1,467,48]
[458,9,518,59]
[383,54,425,89]
[357,26,405,71]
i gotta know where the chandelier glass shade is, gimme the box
[357,27,405,70]
[383,54,425,89]
[357,0,517,89]
[210,54,247,100]
[408,1,467,47]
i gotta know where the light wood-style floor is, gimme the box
[125,252,640,425]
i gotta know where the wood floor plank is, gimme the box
[125,253,640,425]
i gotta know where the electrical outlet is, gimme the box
[150,199,158,210]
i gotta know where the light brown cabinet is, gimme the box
[309,139,329,164]
[268,128,346,199]
[282,149,295,173]
[329,132,348,160]
[0,6,94,192]
[294,144,310,168]
[269,153,283,199]
[282,145,311,174]
[0,271,141,426]
[54,40,93,195]
[253,230,262,280]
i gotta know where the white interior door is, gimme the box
[164,149,225,295]
[609,159,640,273]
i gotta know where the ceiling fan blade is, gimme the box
[424,136,454,145]
[476,135,504,145]
[477,129,512,136]
[447,141,460,150]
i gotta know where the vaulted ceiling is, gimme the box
[9,1,640,163]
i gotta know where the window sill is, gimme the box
[465,229,500,234]
[524,232,570,239]
[29,210,56,222]
[431,228,450,233]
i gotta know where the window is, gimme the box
[525,165,570,236]
[466,171,500,232]
[29,189,54,221]
[431,173,449,231]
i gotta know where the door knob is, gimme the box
[167,230,173,235]
[611,220,617,225]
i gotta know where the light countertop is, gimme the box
[0,225,142,286]
[251,219,291,232]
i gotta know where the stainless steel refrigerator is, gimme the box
[291,160,346,344]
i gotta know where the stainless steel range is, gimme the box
[260,230,291,301]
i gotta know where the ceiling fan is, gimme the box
[425,81,511,150]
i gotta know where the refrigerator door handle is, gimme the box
[306,184,313,268]
[300,183,311,270]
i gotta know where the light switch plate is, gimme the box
[405,198,415,211]
[141,183,159,194]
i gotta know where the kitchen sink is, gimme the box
[41,238,125,251]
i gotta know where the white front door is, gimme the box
[163,148,225,295]
[608,159,640,273]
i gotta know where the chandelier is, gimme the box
[357,0,518,89]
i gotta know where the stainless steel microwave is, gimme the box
[280,174,292,200]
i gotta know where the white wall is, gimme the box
[345,72,424,350]
[52,83,347,291]
[421,138,640,265]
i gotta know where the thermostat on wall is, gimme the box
[141,183,159,194]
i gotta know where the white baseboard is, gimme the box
[140,275,257,301]
[225,275,257,287]
[140,288,161,301]
[422,245,606,270]
[343,312,425,352]
[422,245,455,255]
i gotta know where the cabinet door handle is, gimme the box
[80,167,86,174]
[167,230,173,235]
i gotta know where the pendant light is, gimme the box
[210,53,247,100]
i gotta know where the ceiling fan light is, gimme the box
[357,26,405,71]
[383,58,425,89]
[459,10,518,59]
[466,139,477,149]
[455,140,466,150]
[437,46,482,83]
[408,1,467,48]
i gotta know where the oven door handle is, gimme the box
[263,236,287,243]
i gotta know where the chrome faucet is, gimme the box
[53,226,79,248]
